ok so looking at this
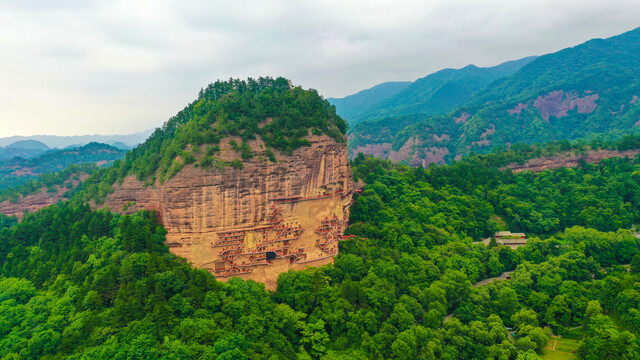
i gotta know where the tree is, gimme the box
[630,253,640,274]
[301,320,330,358]
[516,349,542,360]
[512,308,539,330]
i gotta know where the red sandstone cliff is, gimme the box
[100,134,353,289]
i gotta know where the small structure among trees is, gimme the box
[482,231,528,249]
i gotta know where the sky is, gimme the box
[1,0,639,137]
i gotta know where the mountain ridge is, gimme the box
[330,56,537,125]
[348,27,640,166]
[0,129,154,149]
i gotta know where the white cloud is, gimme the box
[0,0,638,136]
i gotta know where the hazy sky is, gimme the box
[1,0,639,137]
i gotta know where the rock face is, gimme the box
[350,143,392,159]
[504,149,640,173]
[532,90,599,121]
[101,134,353,289]
[0,175,88,218]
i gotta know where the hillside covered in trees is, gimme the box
[347,27,640,166]
[331,57,536,125]
[0,143,126,191]
[0,132,639,358]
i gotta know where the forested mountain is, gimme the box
[0,140,51,160]
[1,134,640,358]
[4,140,50,151]
[327,82,411,123]
[330,57,536,125]
[348,27,640,166]
[0,142,126,191]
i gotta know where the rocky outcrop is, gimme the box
[101,134,353,289]
[504,149,640,173]
[433,134,451,142]
[389,137,419,162]
[349,143,392,159]
[533,90,599,121]
[419,147,450,166]
[472,124,495,147]
[507,101,531,117]
[454,113,470,124]
[0,175,88,218]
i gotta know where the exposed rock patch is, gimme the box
[504,149,640,173]
[472,124,495,147]
[10,169,36,176]
[389,137,420,162]
[433,134,451,142]
[507,101,530,117]
[0,175,88,218]
[455,113,470,124]
[349,143,392,159]
[420,147,450,166]
[533,90,599,121]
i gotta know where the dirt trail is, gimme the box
[472,271,513,287]
[444,271,513,322]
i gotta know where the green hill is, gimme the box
[0,142,126,190]
[4,140,50,151]
[0,140,51,160]
[332,57,536,126]
[327,81,410,123]
[349,27,640,165]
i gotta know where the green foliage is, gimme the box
[0,203,308,359]
[111,77,346,185]
[352,147,640,237]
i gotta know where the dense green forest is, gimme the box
[1,140,640,358]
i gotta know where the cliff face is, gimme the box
[350,137,451,167]
[102,134,353,289]
[504,149,640,173]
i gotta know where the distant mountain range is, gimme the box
[0,129,153,151]
[0,142,127,190]
[344,27,640,166]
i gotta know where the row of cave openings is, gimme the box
[211,190,354,277]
